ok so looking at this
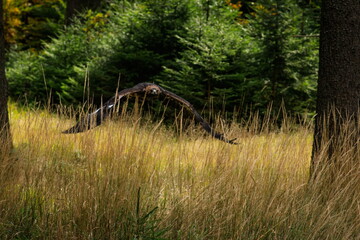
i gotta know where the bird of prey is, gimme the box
[62,82,238,144]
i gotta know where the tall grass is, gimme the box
[0,104,358,239]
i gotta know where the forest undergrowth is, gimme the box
[0,104,358,239]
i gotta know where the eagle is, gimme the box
[62,82,238,144]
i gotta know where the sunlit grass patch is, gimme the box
[0,104,358,239]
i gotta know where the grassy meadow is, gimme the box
[0,104,359,239]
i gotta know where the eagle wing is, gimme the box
[63,82,238,145]
[159,87,238,145]
[62,83,148,133]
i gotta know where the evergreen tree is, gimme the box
[247,0,318,116]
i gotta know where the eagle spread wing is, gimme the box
[63,82,238,144]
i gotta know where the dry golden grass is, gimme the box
[0,104,359,239]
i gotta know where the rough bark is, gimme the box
[0,0,12,153]
[311,1,360,178]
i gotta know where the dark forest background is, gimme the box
[4,0,320,119]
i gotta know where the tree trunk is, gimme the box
[311,1,360,178]
[0,0,12,154]
[66,0,102,25]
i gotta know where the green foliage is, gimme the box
[85,0,190,93]
[4,0,65,50]
[160,2,247,110]
[132,188,168,240]
[243,0,318,115]
[6,50,44,103]
[8,19,97,104]
[6,0,319,118]
[7,0,191,105]
[160,0,318,117]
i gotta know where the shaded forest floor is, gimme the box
[0,105,358,239]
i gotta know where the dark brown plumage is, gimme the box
[62,82,238,144]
